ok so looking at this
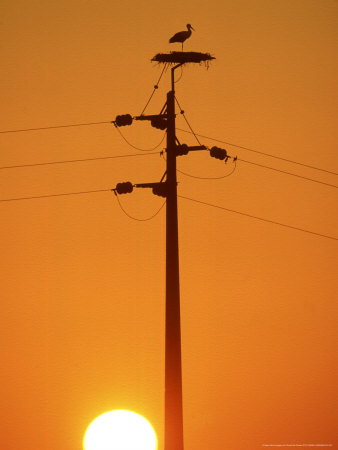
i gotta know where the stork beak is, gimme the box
[191,26,195,31]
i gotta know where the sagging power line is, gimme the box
[1,145,337,190]
[0,151,161,170]
[1,121,336,176]
[176,128,338,176]
[1,186,336,241]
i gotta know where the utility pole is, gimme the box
[164,64,184,450]
[112,50,237,450]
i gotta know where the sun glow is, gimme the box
[83,410,158,450]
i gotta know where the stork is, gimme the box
[169,24,195,51]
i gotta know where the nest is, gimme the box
[152,51,215,66]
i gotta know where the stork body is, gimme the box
[169,24,195,50]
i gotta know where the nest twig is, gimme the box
[152,51,215,67]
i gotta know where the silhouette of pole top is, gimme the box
[152,51,215,66]
[152,24,215,66]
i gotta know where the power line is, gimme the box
[0,151,160,170]
[140,63,168,116]
[173,100,337,187]
[0,121,111,134]
[1,139,335,190]
[175,96,202,146]
[164,139,337,188]
[0,188,111,203]
[178,195,337,241]
[2,147,335,190]
[1,187,335,241]
[177,161,237,180]
[114,125,166,152]
[114,193,166,221]
[238,158,338,189]
[161,151,238,180]
[174,66,184,84]
[176,128,338,176]
[1,118,336,176]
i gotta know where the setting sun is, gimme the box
[83,410,158,450]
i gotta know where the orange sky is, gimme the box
[1,1,337,449]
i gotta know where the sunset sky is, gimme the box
[1,1,337,449]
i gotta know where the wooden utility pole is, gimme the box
[113,51,216,450]
[164,64,184,450]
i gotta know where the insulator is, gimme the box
[115,114,133,127]
[152,183,167,197]
[176,144,189,156]
[115,181,133,194]
[210,146,228,160]
[151,117,167,130]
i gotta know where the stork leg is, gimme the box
[181,42,183,51]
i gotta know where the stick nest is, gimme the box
[152,51,215,66]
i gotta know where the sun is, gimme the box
[83,410,158,450]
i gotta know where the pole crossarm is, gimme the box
[175,144,207,156]
[181,145,207,151]
[134,181,166,188]
[134,181,170,198]
[134,114,168,121]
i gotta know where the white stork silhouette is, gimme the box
[169,24,195,51]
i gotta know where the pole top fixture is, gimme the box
[152,51,215,67]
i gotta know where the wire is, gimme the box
[0,152,161,170]
[178,195,337,241]
[2,148,335,190]
[1,131,335,190]
[140,64,168,116]
[0,121,111,134]
[161,151,238,180]
[176,128,338,176]
[1,117,336,177]
[174,97,202,146]
[174,66,184,84]
[172,111,337,186]
[1,117,335,177]
[114,193,166,221]
[238,158,338,189]
[0,189,111,203]
[1,187,336,241]
[114,125,166,152]
[162,141,335,188]
[177,161,237,180]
